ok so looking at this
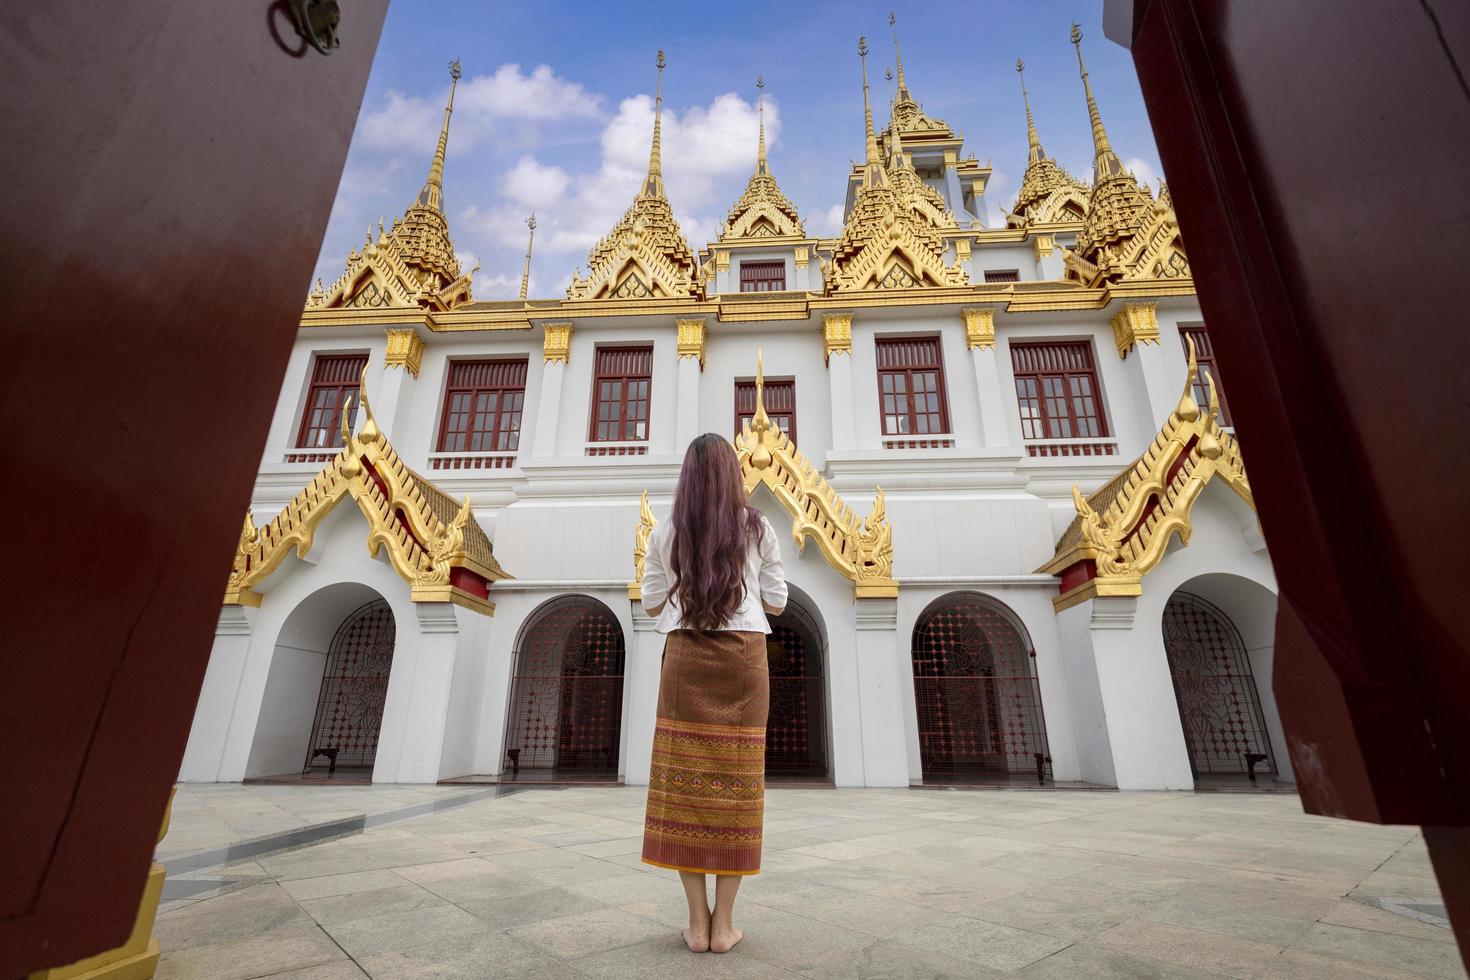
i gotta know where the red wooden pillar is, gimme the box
[0,2,387,974]
[1107,0,1470,961]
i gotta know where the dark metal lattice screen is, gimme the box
[765,605,828,779]
[912,594,1052,783]
[504,596,626,774]
[304,599,396,771]
[1162,592,1276,777]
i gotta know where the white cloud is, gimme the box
[805,202,846,236]
[1125,156,1160,192]
[502,156,572,209]
[457,64,602,121]
[356,64,603,155]
[465,91,776,265]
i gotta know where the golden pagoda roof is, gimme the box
[630,351,897,600]
[718,77,804,241]
[826,37,965,293]
[1038,339,1252,611]
[309,61,473,312]
[224,369,510,614]
[1062,26,1190,286]
[884,13,950,138]
[1008,58,1089,227]
[568,51,700,301]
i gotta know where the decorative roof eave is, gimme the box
[1037,340,1252,612]
[224,369,511,615]
[629,352,897,601]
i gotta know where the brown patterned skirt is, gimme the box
[642,629,769,876]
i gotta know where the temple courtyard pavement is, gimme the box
[153,783,1463,979]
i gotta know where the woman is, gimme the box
[640,433,786,954]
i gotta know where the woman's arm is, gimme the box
[641,524,669,618]
[757,516,787,616]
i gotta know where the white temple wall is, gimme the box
[701,325,830,461]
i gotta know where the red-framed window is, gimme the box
[740,261,786,292]
[590,346,653,442]
[984,269,1020,283]
[734,377,797,443]
[1010,341,1109,440]
[296,353,368,449]
[876,336,951,436]
[1180,324,1232,426]
[437,359,528,453]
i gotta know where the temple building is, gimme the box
[180,23,1287,793]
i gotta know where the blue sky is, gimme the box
[313,1,1163,299]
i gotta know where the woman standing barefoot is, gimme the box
[640,434,786,954]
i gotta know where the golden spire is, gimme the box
[755,75,768,176]
[889,12,911,103]
[519,213,536,301]
[641,50,667,198]
[1017,59,1044,166]
[1070,24,1125,182]
[858,36,887,186]
[416,59,462,212]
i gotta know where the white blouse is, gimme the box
[640,513,787,633]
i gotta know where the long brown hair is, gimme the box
[669,433,764,630]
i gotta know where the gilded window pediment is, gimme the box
[1038,340,1251,611]
[225,368,510,615]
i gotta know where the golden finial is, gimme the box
[1016,58,1044,165]
[519,213,537,301]
[889,12,909,102]
[1175,333,1202,421]
[356,365,381,444]
[642,50,667,198]
[1071,23,1122,182]
[755,75,767,174]
[417,57,462,212]
[858,36,885,184]
[750,348,774,468]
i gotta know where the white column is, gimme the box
[964,309,1011,447]
[532,361,566,459]
[1130,341,1177,428]
[623,607,665,787]
[854,598,908,786]
[373,601,462,784]
[377,327,425,440]
[824,313,855,451]
[178,606,255,781]
[674,318,705,454]
[1083,596,1194,790]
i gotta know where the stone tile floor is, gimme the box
[155,784,1465,979]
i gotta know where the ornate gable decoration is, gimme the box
[628,352,897,600]
[224,370,511,614]
[736,352,897,598]
[826,38,966,294]
[568,52,701,301]
[308,61,473,312]
[1038,340,1252,611]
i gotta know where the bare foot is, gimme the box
[710,924,743,954]
[682,925,710,952]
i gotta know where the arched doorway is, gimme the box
[911,593,1052,784]
[302,598,396,777]
[765,598,829,782]
[1162,591,1277,783]
[503,596,626,781]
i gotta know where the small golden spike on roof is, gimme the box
[858,36,887,186]
[642,50,667,198]
[417,58,462,212]
[889,12,910,103]
[519,213,536,301]
[755,75,767,175]
[1070,24,1124,183]
[1176,333,1202,421]
[1016,59,1044,166]
[357,365,382,444]
[750,348,775,469]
